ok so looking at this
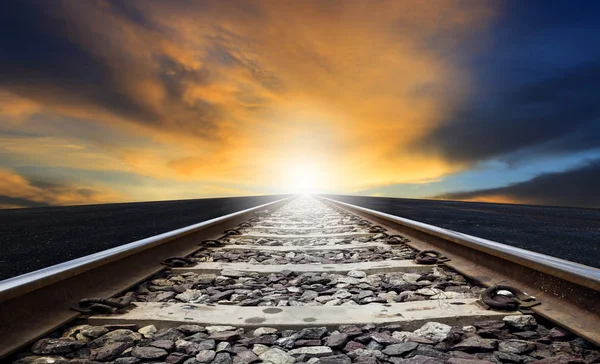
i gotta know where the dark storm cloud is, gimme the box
[435,160,600,208]
[0,195,51,209]
[417,0,600,164]
[0,1,160,123]
[420,63,600,163]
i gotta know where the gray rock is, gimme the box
[150,339,176,351]
[317,354,352,364]
[288,346,333,358]
[138,325,158,338]
[323,332,346,348]
[196,349,217,363]
[370,332,400,344]
[503,315,537,330]
[365,340,383,351]
[452,336,498,353]
[414,322,452,343]
[258,347,295,364]
[178,325,206,335]
[251,344,269,356]
[498,339,535,354]
[221,269,247,278]
[383,342,419,356]
[388,355,443,364]
[90,341,130,361]
[115,358,142,364]
[343,341,365,352]
[131,346,169,359]
[447,358,492,364]
[175,339,200,354]
[217,342,233,353]
[31,338,87,355]
[62,325,109,342]
[233,349,259,364]
[154,328,185,341]
[298,327,328,339]
[166,352,191,364]
[352,357,378,364]
[212,352,233,364]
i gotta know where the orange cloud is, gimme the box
[0,1,499,204]
[0,168,124,209]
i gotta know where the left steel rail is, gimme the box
[0,196,294,359]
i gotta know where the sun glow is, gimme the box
[285,163,325,194]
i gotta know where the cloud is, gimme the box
[417,62,600,164]
[0,168,123,209]
[433,160,600,208]
[0,0,498,199]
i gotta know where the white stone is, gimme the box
[252,344,269,356]
[503,315,536,329]
[137,325,157,338]
[259,347,295,364]
[253,327,278,337]
[415,288,443,296]
[288,346,333,358]
[206,325,237,334]
[402,273,422,283]
[348,270,367,278]
[175,289,203,302]
[414,322,452,343]
[430,292,464,300]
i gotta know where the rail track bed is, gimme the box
[3,196,600,364]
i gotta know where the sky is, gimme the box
[0,0,599,209]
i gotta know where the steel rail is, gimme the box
[0,196,293,359]
[319,196,600,346]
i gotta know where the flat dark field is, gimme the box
[0,195,287,281]
[325,195,600,269]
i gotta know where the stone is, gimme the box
[370,332,400,344]
[31,338,87,355]
[343,341,366,352]
[233,349,259,364]
[348,270,367,278]
[221,269,247,278]
[131,346,169,359]
[452,336,498,353]
[196,349,217,363]
[209,330,242,341]
[383,342,420,356]
[498,339,535,354]
[414,322,452,343]
[258,347,295,364]
[252,344,269,356]
[115,358,142,364]
[253,327,278,336]
[447,359,494,364]
[326,332,348,348]
[249,334,278,345]
[217,341,233,353]
[288,346,333,358]
[176,289,204,302]
[298,327,328,339]
[206,326,238,334]
[138,325,158,338]
[353,357,378,364]
[494,351,526,362]
[178,325,206,335]
[176,339,200,354]
[212,352,233,364]
[90,341,130,361]
[548,327,574,341]
[473,320,505,331]
[503,315,537,330]
[150,339,176,351]
[198,339,217,350]
[154,328,185,341]
[62,325,108,342]
[166,352,191,364]
[318,354,352,364]
[388,355,443,363]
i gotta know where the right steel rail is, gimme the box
[319,196,600,346]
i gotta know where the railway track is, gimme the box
[1,195,599,364]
